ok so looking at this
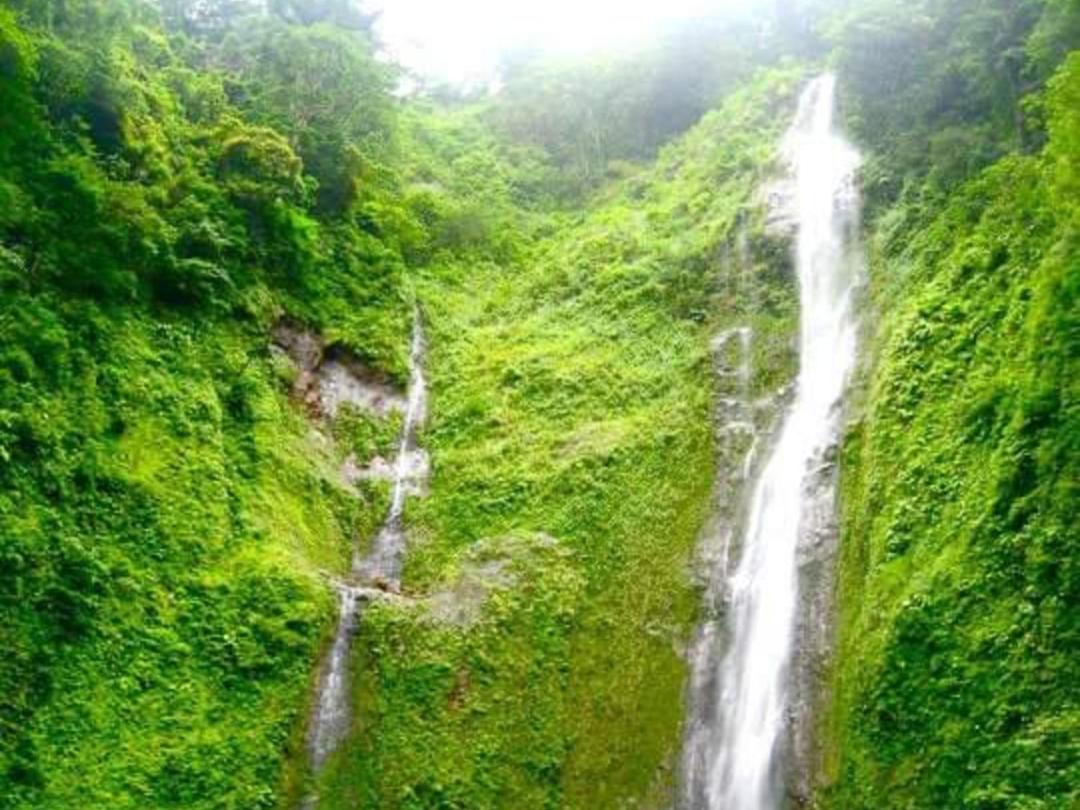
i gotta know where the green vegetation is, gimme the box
[0,0,1075,808]
[0,2,801,807]
[818,2,1079,807]
[310,69,806,809]
[0,2,409,807]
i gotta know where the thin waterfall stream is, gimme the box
[303,313,428,803]
[682,75,862,809]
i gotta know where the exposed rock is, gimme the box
[317,352,405,418]
[341,453,395,485]
[271,320,406,419]
[760,177,798,237]
[342,449,431,495]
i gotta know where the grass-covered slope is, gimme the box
[0,305,352,809]
[819,51,1079,810]
[312,69,805,809]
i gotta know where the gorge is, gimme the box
[0,2,1076,809]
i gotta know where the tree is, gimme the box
[159,0,264,40]
[222,20,398,213]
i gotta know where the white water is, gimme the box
[305,313,428,787]
[306,586,361,774]
[704,75,861,809]
[355,319,429,589]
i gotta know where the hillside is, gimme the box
[819,2,1080,805]
[0,1,1076,809]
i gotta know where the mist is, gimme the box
[363,0,772,84]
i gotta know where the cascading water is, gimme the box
[306,587,360,775]
[304,313,428,801]
[683,74,862,809]
[355,317,429,591]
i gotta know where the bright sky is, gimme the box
[362,0,753,85]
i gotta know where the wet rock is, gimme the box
[341,453,395,484]
[760,177,798,236]
[317,350,405,418]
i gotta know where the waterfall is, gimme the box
[684,74,862,809]
[306,586,361,775]
[355,319,429,591]
[304,312,428,799]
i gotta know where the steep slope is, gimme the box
[0,5,412,807]
[0,3,804,808]
[309,69,806,809]
[2,2,1075,809]
[817,3,1079,805]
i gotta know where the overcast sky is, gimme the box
[361,0,756,85]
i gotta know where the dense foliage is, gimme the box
[0,1,799,807]
[0,2,411,807]
[819,2,1079,807]
[0,0,1075,808]
[491,14,789,197]
[830,0,1080,207]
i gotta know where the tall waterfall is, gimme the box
[685,74,862,809]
